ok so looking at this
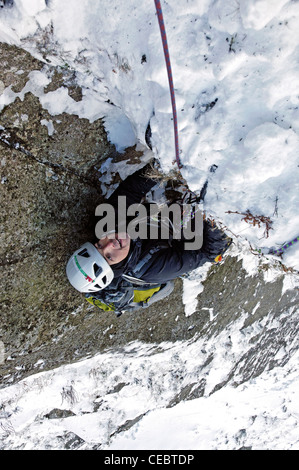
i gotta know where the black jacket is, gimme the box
[95,164,230,286]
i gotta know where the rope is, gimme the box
[269,236,299,255]
[154,0,181,169]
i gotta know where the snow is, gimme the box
[0,324,298,450]
[0,0,299,451]
[182,262,212,316]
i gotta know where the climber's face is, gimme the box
[95,233,130,265]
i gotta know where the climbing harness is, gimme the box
[154,0,181,169]
[86,281,174,315]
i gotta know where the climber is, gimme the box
[66,162,231,315]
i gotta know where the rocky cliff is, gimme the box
[1,43,298,398]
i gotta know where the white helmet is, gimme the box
[66,242,114,293]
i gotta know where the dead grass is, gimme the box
[226,210,273,238]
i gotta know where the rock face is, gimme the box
[0,42,141,385]
[0,42,298,394]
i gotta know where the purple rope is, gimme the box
[154,0,181,168]
[270,236,299,255]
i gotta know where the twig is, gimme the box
[273,196,279,217]
[226,210,273,238]
[61,385,78,406]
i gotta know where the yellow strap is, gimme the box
[133,286,161,304]
[85,297,115,311]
